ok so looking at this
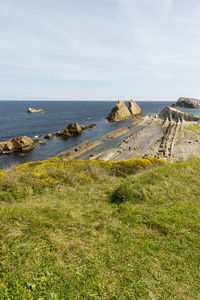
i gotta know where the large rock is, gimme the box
[158,106,200,122]
[44,122,96,139]
[0,136,36,153]
[27,107,44,113]
[129,99,142,115]
[106,100,132,122]
[66,122,82,134]
[172,97,200,109]
[106,99,142,122]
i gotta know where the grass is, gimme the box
[0,157,199,299]
[184,124,200,134]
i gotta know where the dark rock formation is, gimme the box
[158,106,200,122]
[106,99,141,122]
[44,133,54,139]
[172,97,200,109]
[27,107,44,113]
[66,122,82,134]
[0,136,36,153]
[44,122,96,139]
[81,124,96,130]
[129,99,142,115]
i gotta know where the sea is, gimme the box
[0,100,200,169]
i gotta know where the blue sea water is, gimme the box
[0,100,199,169]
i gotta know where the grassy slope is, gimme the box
[0,158,200,299]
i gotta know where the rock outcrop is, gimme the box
[44,122,96,139]
[158,106,200,122]
[106,99,141,122]
[27,108,44,113]
[172,97,200,109]
[129,99,142,115]
[0,136,36,153]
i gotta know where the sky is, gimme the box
[0,0,200,100]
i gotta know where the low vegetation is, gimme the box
[0,157,199,299]
[184,124,200,134]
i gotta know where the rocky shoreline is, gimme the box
[57,105,200,162]
[1,99,200,162]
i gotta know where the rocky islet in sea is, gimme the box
[27,107,44,113]
[44,122,96,139]
[172,97,200,109]
[106,99,141,122]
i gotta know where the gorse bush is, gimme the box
[0,157,166,201]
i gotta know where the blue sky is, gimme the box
[0,0,200,100]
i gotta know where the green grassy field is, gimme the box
[0,157,199,299]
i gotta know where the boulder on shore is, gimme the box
[172,97,200,109]
[106,99,142,122]
[158,106,200,123]
[27,107,44,113]
[0,136,36,153]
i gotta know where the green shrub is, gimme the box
[110,182,144,204]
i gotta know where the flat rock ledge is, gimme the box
[0,136,36,154]
[27,107,44,113]
[172,97,200,109]
[106,99,141,122]
[158,106,200,123]
[44,122,96,139]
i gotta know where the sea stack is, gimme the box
[129,99,142,115]
[106,99,141,122]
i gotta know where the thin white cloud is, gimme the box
[0,0,200,99]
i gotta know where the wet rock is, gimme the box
[27,107,44,113]
[0,136,36,153]
[172,97,200,109]
[158,106,200,122]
